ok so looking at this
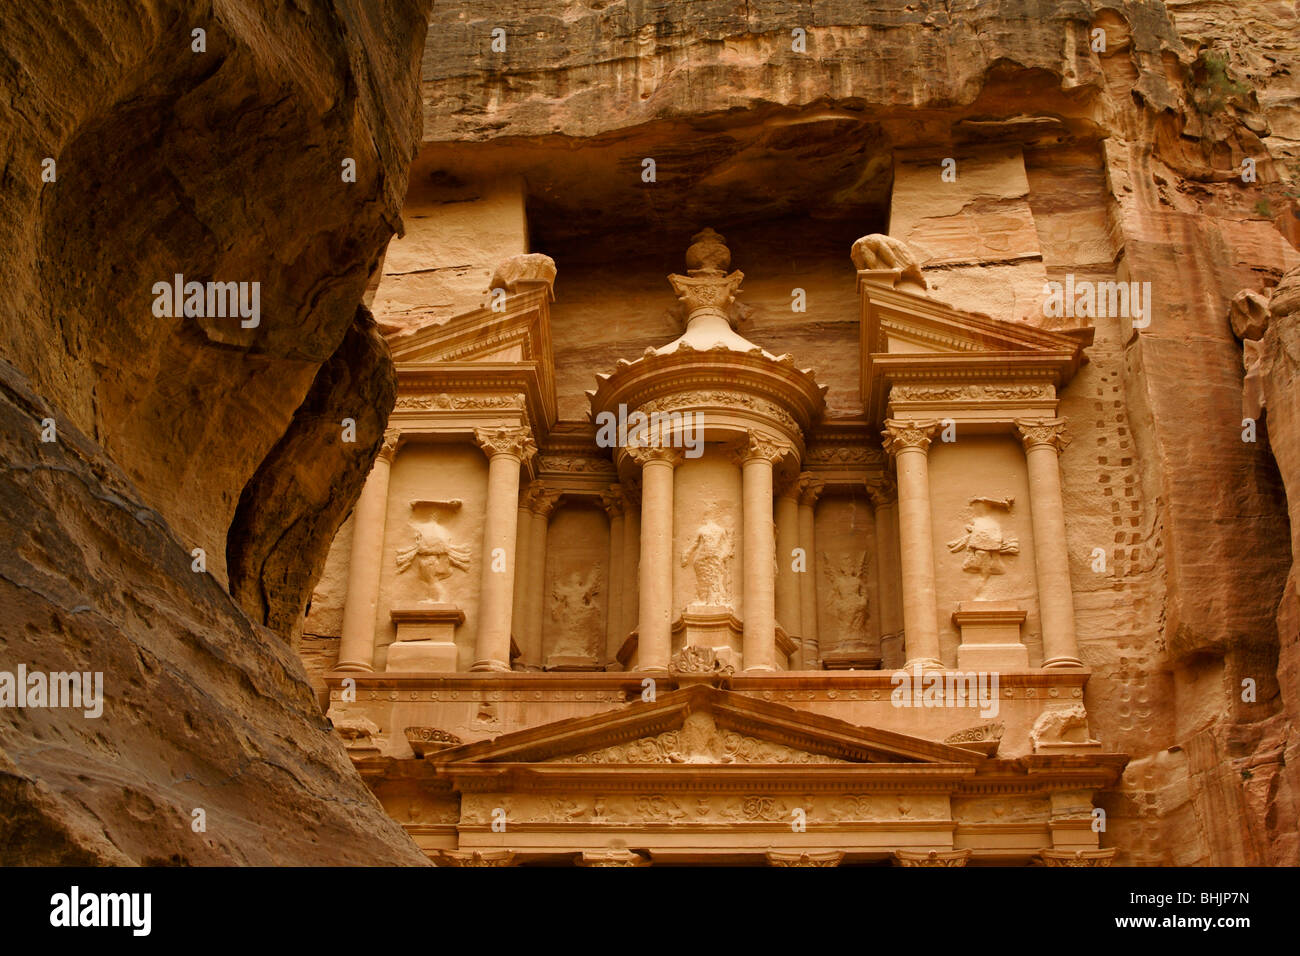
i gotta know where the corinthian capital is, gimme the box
[474,425,536,462]
[864,474,897,508]
[626,445,683,468]
[599,484,626,518]
[376,427,401,463]
[738,431,792,465]
[794,472,825,507]
[881,419,940,457]
[1014,418,1070,452]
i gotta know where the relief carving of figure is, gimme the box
[947,496,1019,598]
[550,567,603,657]
[395,500,471,603]
[682,505,734,606]
[821,551,870,651]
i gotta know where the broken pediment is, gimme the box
[853,236,1093,425]
[424,684,986,767]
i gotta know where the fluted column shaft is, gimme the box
[471,426,536,672]
[338,429,400,671]
[883,420,944,669]
[1017,419,1082,667]
[631,447,681,672]
[740,433,787,672]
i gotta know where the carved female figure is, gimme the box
[682,505,734,606]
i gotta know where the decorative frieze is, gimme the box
[395,392,524,411]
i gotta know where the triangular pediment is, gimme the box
[858,279,1093,424]
[426,685,985,767]
[388,285,553,369]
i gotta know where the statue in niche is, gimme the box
[947,496,1019,599]
[821,551,871,651]
[395,499,471,604]
[550,567,603,658]
[682,505,734,606]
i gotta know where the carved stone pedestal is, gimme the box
[673,605,743,670]
[546,655,601,672]
[821,645,883,670]
[387,605,465,672]
[953,601,1029,669]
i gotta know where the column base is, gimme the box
[334,661,374,673]
[1042,656,1084,668]
[903,657,945,671]
[469,660,512,673]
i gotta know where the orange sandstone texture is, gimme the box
[0,0,431,863]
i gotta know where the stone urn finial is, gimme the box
[685,228,731,276]
[668,228,744,323]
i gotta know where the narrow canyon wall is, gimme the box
[0,0,431,864]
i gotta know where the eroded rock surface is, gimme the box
[0,0,431,863]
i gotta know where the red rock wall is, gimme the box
[0,0,431,864]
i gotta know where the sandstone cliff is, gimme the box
[407,0,1300,864]
[0,0,430,864]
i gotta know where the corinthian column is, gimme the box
[628,446,682,672]
[740,433,788,672]
[600,486,626,669]
[1015,418,1083,668]
[795,473,824,668]
[470,426,536,672]
[338,429,401,671]
[882,420,944,670]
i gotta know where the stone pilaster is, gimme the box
[337,428,400,672]
[739,432,789,672]
[1015,418,1083,668]
[628,445,683,672]
[525,487,562,670]
[470,426,536,672]
[865,474,902,669]
[599,486,626,669]
[795,473,824,668]
[621,482,641,649]
[774,479,803,650]
[882,420,944,670]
